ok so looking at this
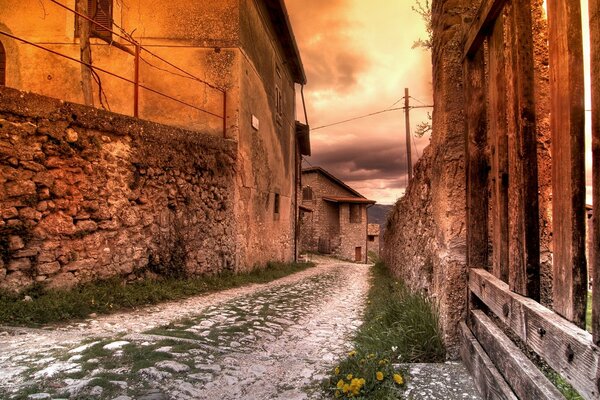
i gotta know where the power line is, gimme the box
[311,108,401,131]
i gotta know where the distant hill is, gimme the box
[368,204,394,232]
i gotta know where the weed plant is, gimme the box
[325,261,445,399]
[0,261,314,326]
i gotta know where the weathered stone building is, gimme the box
[299,167,375,263]
[367,223,380,260]
[0,0,310,291]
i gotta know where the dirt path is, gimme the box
[0,258,370,399]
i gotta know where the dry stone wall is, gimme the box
[383,0,473,358]
[0,87,237,292]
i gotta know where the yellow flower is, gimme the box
[342,383,351,394]
[346,374,353,380]
[337,379,345,390]
[393,373,404,385]
[368,353,375,359]
[335,390,341,398]
[376,371,384,381]
[378,359,387,365]
[348,350,356,357]
[335,366,340,375]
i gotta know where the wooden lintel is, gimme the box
[470,310,565,400]
[463,0,508,59]
[470,268,599,399]
[459,322,518,400]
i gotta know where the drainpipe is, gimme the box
[294,85,309,262]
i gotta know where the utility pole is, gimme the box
[404,88,412,180]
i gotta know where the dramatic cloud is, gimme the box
[286,0,434,204]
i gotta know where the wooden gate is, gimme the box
[462,0,600,398]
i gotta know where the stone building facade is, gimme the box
[367,223,380,260]
[299,167,375,263]
[0,0,311,291]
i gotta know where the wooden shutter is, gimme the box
[76,0,112,41]
[90,0,112,40]
[0,41,5,86]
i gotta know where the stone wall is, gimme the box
[383,0,472,358]
[0,87,237,292]
[337,204,368,263]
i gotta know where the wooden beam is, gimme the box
[463,0,508,59]
[547,0,587,328]
[488,14,510,283]
[506,1,540,300]
[589,0,600,347]
[464,46,490,271]
[470,310,566,400]
[470,268,600,399]
[459,322,518,400]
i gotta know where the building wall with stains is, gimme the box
[0,0,302,274]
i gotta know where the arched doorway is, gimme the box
[0,41,5,86]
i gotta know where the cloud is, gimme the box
[286,0,369,92]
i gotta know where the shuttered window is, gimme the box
[0,41,5,86]
[76,0,112,41]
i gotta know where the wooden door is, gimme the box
[355,247,362,262]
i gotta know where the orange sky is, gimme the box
[287,0,594,205]
[286,0,432,204]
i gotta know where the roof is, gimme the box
[323,196,376,205]
[302,166,375,203]
[263,0,306,84]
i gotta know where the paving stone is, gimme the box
[155,360,190,373]
[27,394,51,400]
[103,341,130,350]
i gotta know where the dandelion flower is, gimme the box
[335,390,341,398]
[335,366,340,375]
[337,379,345,390]
[348,350,356,357]
[346,374,353,380]
[393,373,404,385]
[376,371,384,381]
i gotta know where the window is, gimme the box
[302,186,313,201]
[274,193,280,216]
[368,235,375,242]
[76,0,113,41]
[0,41,5,86]
[349,204,362,224]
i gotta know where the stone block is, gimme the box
[8,258,31,271]
[0,271,32,292]
[32,172,55,188]
[37,261,60,275]
[75,220,98,234]
[19,207,42,221]
[8,235,25,251]
[20,161,45,172]
[37,250,56,263]
[36,212,76,236]
[65,128,78,143]
[1,207,18,219]
[64,259,96,272]
[45,272,78,290]
[13,248,39,258]
[6,180,36,197]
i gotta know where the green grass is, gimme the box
[0,261,314,326]
[324,261,445,399]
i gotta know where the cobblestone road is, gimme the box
[0,258,370,399]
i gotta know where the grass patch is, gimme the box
[324,261,445,399]
[0,261,314,326]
